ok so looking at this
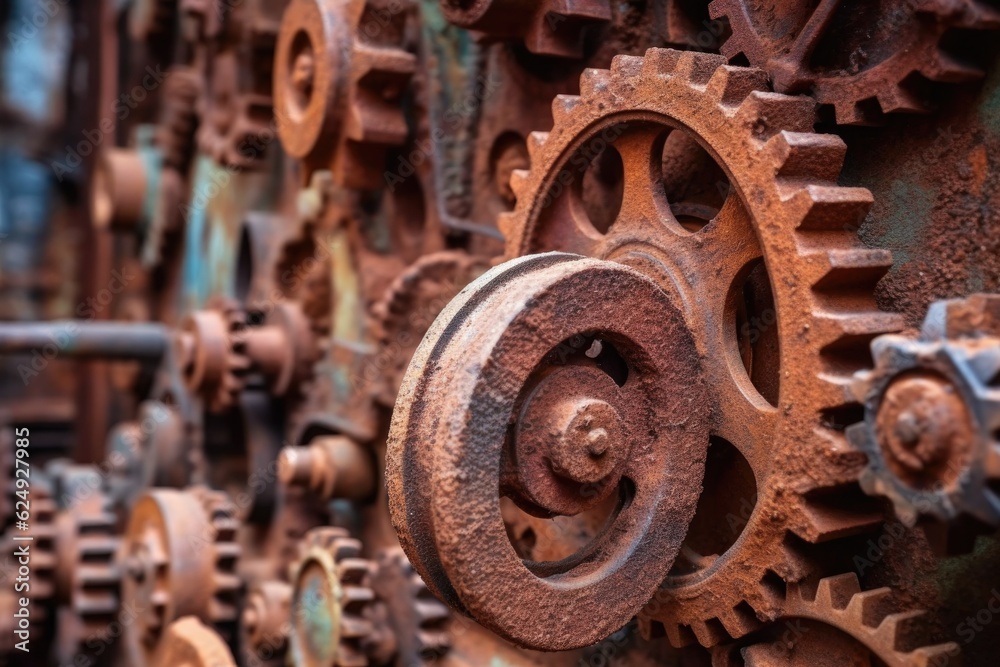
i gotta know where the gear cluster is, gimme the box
[1,0,999,666]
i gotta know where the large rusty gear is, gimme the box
[273,0,417,188]
[733,573,959,667]
[499,49,901,648]
[287,527,375,667]
[848,293,1000,535]
[120,487,242,665]
[178,304,251,412]
[371,548,451,665]
[155,616,239,667]
[709,0,1000,125]
[438,0,611,58]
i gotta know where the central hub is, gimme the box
[514,364,631,515]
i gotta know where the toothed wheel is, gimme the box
[273,0,417,188]
[179,304,251,412]
[288,527,375,667]
[371,548,451,666]
[120,487,242,665]
[848,293,1000,547]
[709,0,1000,125]
[735,573,959,667]
[439,0,611,58]
[499,48,902,648]
[49,469,121,661]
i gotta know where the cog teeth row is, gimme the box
[705,65,770,106]
[792,497,885,543]
[846,587,895,627]
[338,557,371,585]
[716,605,763,639]
[809,249,895,293]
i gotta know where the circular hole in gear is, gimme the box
[489,131,529,210]
[573,142,625,235]
[730,258,780,407]
[286,30,315,122]
[500,493,622,565]
[658,127,730,233]
[669,436,756,577]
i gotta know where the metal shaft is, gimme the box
[0,321,170,360]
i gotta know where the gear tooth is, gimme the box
[579,67,612,100]
[689,618,729,647]
[342,584,375,610]
[814,573,861,610]
[740,643,779,667]
[873,609,926,646]
[833,99,877,126]
[765,131,847,183]
[352,42,417,81]
[736,91,816,140]
[876,86,928,115]
[717,605,762,638]
[414,597,450,624]
[845,587,894,627]
[811,310,905,357]
[345,98,409,145]
[209,597,239,623]
[810,248,895,293]
[509,168,531,201]
[641,47,685,76]
[333,538,363,561]
[339,615,373,639]
[610,54,644,78]
[551,94,582,124]
[792,487,886,542]
[705,65,769,106]
[921,50,984,82]
[662,621,695,648]
[788,184,873,231]
[214,572,242,593]
[911,642,962,667]
[526,131,549,163]
[498,212,516,240]
[674,50,728,85]
[337,558,371,584]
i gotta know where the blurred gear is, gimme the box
[155,616,239,667]
[273,0,417,187]
[710,0,1000,124]
[849,293,1000,539]
[438,0,611,58]
[288,527,375,667]
[178,304,251,412]
[120,487,241,665]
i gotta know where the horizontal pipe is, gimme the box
[0,321,170,360]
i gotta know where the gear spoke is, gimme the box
[607,125,675,239]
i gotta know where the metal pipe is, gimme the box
[0,321,170,360]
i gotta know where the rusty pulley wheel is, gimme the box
[387,252,710,650]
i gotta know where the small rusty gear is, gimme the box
[709,0,1000,125]
[120,487,242,665]
[848,294,1000,536]
[49,469,121,659]
[179,304,251,412]
[500,49,901,648]
[371,548,451,665]
[370,250,489,406]
[734,573,959,667]
[156,67,203,172]
[288,527,375,667]
[155,616,239,667]
[244,301,320,398]
[240,580,292,667]
[439,0,611,58]
[273,0,417,188]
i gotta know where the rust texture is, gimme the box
[1,0,999,666]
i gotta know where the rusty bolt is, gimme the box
[876,374,974,486]
[278,436,375,501]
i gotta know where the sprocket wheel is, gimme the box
[288,527,375,667]
[709,0,1000,125]
[120,487,242,665]
[273,0,417,188]
[500,48,902,648]
[178,304,251,412]
[731,573,959,667]
[848,293,1000,548]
